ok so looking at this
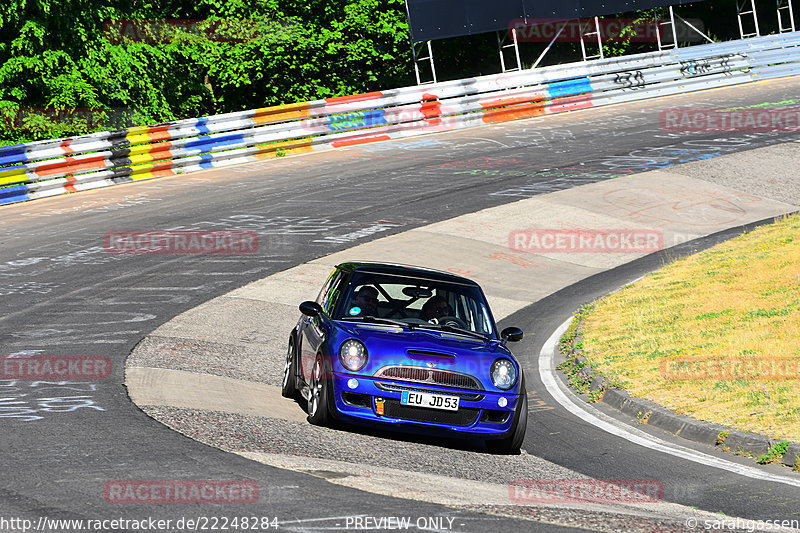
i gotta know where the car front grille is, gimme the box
[374,365,483,391]
[382,399,480,426]
[374,381,484,401]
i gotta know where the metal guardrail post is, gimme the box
[738,0,762,38]
[676,14,716,44]
[580,17,604,61]
[497,28,522,73]
[532,21,569,69]
[777,0,797,33]
[412,41,437,85]
[656,6,679,51]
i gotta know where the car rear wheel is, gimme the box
[281,337,297,398]
[307,354,334,426]
[486,376,528,454]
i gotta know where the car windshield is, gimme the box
[334,271,497,338]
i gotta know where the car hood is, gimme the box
[333,321,516,383]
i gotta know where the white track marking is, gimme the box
[460,136,510,147]
[539,316,800,489]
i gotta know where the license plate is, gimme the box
[401,390,459,411]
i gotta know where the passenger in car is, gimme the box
[421,295,450,321]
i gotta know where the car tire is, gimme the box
[307,354,335,426]
[281,337,298,399]
[486,376,528,454]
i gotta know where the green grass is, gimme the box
[578,213,800,441]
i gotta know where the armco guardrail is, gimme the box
[2,31,800,206]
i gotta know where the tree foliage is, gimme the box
[0,0,760,146]
[0,0,413,144]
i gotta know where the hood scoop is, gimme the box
[407,349,455,359]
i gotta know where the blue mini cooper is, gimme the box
[281,262,527,453]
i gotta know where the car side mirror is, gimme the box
[501,327,524,343]
[299,301,323,317]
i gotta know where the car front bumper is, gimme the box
[330,371,522,438]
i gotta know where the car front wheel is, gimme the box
[281,337,297,398]
[307,354,334,426]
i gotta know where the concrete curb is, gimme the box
[559,323,800,470]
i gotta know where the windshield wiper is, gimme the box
[340,316,413,329]
[341,317,488,340]
[416,323,489,341]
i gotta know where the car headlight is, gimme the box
[339,339,368,371]
[491,358,517,390]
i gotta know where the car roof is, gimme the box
[335,261,480,286]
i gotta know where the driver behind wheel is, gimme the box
[421,295,450,321]
[354,286,379,317]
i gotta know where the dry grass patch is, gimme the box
[582,213,800,441]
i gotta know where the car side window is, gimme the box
[316,270,339,310]
[317,269,347,315]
